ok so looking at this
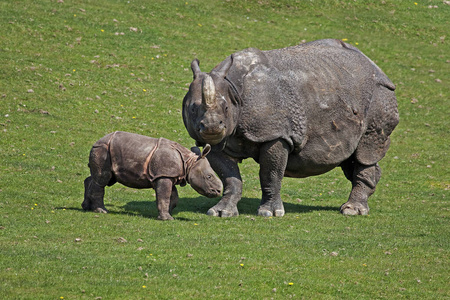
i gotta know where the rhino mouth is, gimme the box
[199,131,226,145]
[192,186,222,198]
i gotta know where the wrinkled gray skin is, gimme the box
[182,39,399,217]
[82,131,223,220]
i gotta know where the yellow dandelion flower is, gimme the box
[414,2,418,5]
[289,282,294,286]
[143,89,147,92]
[101,29,104,32]
[142,285,147,288]
[194,223,198,226]
[240,263,244,267]
[363,263,367,267]
[73,69,76,72]
[74,14,76,17]
[35,203,38,206]
[198,24,202,27]
[355,42,359,45]
[342,38,348,41]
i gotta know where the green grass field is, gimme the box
[1,0,448,299]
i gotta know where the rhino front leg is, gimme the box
[205,150,242,217]
[154,178,175,220]
[340,161,381,215]
[257,139,290,217]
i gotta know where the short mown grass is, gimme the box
[1,0,448,299]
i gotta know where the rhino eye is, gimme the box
[207,174,212,179]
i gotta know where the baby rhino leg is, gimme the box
[82,176,108,213]
[154,178,175,220]
[82,144,113,213]
[169,185,179,215]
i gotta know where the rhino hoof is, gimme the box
[206,208,219,217]
[257,209,273,217]
[93,207,108,214]
[157,215,174,221]
[206,208,237,217]
[257,208,285,217]
[340,203,369,216]
[274,209,285,217]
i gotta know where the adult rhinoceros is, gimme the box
[182,39,399,217]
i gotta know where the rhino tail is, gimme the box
[355,84,399,165]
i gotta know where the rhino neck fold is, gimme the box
[183,153,199,184]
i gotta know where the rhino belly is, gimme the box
[284,126,361,178]
[112,165,153,189]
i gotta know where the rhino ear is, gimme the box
[201,144,211,158]
[212,55,233,78]
[191,59,201,79]
[191,146,201,156]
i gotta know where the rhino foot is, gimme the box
[340,202,369,215]
[93,207,108,214]
[257,208,285,217]
[157,214,174,221]
[257,200,285,217]
[206,205,239,217]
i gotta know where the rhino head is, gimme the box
[188,144,223,198]
[182,57,240,146]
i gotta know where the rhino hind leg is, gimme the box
[82,144,113,213]
[340,159,381,215]
[82,176,108,213]
[169,185,179,215]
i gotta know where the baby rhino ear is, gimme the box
[191,146,201,156]
[201,144,211,158]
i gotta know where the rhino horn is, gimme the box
[202,74,216,108]
[191,59,201,79]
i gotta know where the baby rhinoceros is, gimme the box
[82,131,223,220]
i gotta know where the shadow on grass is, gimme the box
[121,196,338,218]
[65,196,338,220]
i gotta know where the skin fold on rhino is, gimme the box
[182,39,399,217]
[82,131,223,220]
